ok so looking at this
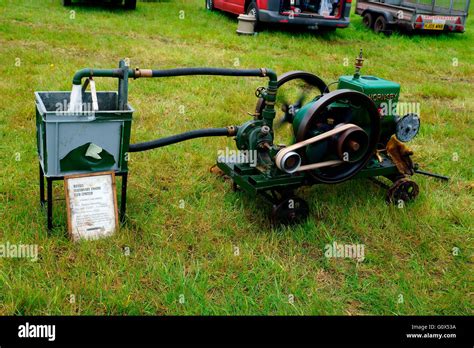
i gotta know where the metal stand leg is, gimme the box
[47,178,53,231]
[39,164,45,207]
[120,173,128,224]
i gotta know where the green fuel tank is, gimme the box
[338,74,401,144]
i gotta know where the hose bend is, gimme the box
[128,127,237,153]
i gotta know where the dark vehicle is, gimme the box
[206,0,352,30]
[63,0,137,9]
[356,0,470,34]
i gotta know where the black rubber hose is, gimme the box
[128,128,231,152]
[150,67,274,80]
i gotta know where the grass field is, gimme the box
[0,0,472,315]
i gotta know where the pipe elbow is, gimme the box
[73,69,95,85]
[262,68,277,83]
[72,68,124,85]
[72,68,93,85]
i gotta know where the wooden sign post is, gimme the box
[64,171,118,241]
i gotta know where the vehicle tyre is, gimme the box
[247,2,258,17]
[374,15,390,35]
[363,12,374,29]
[63,0,72,6]
[124,0,137,9]
[206,0,214,11]
[246,1,260,31]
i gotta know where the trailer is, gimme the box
[356,0,470,34]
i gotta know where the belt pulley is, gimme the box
[284,89,381,184]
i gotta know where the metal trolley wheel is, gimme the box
[296,89,381,184]
[271,196,309,225]
[386,177,420,204]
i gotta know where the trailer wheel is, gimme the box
[206,0,214,11]
[363,12,374,29]
[374,15,390,35]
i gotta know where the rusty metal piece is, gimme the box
[226,125,238,136]
[134,68,153,78]
[348,140,360,151]
[386,135,414,175]
[209,164,225,176]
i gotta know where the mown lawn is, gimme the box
[0,0,472,315]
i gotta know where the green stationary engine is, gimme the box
[217,50,426,223]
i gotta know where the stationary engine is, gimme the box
[216,50,428,223]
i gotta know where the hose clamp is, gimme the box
[134,68,153,79]
[226,126,238,136]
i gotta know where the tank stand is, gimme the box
[39,164,128,232]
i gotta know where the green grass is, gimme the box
[0,0,472,315]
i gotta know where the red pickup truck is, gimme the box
[205,0,352,30]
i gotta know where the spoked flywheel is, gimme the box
[294,89,381,184]
[255,71,328,145]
